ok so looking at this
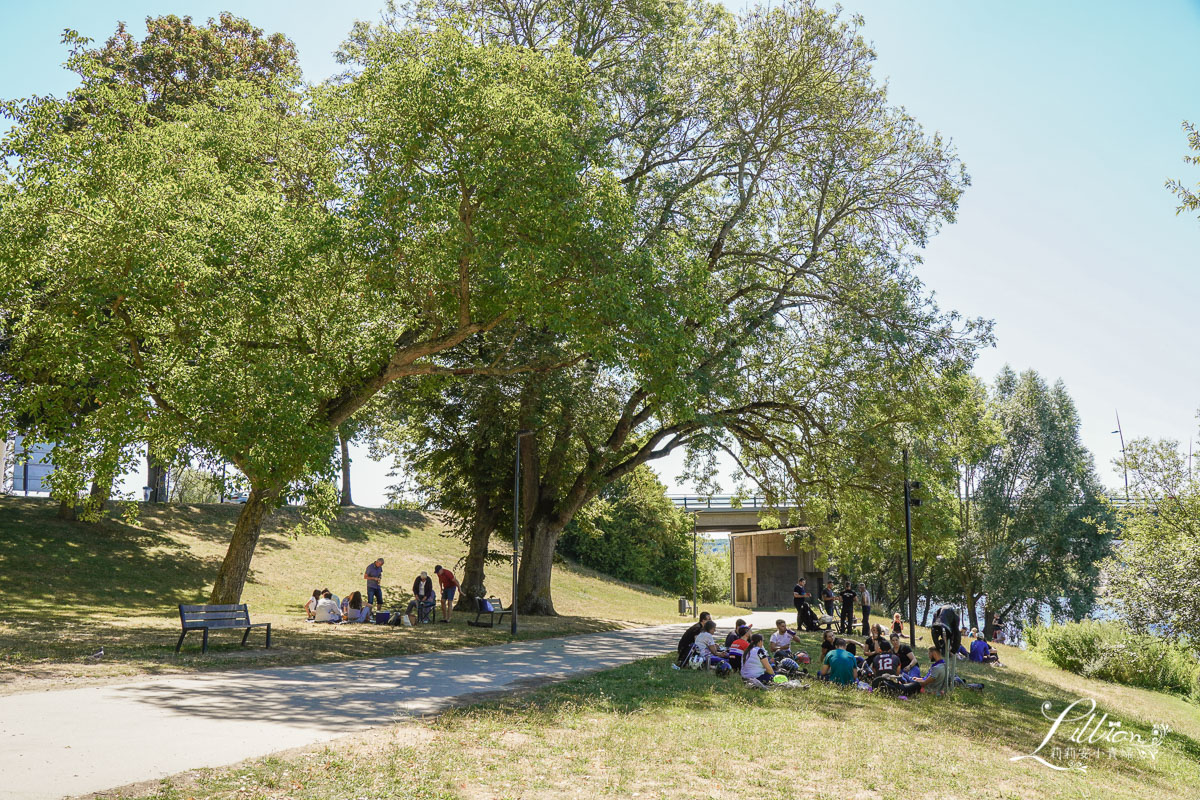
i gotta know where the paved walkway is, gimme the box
[0,611,780,800]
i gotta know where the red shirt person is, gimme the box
[433,565,460,623]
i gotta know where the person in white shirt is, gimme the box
[693,619,726,666]
[313,591,342,623]
[858,583,872,637]
[769,619,798,660]
[303,589,321,620]
[740,633,776,685]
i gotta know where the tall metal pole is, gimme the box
[903,448,917,651]
[692,513,698,619]
[512,434,521,637]
[1115,411,1129,502]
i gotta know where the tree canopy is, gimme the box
[0,15,653,602]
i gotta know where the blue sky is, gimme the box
[3,1,1198,502]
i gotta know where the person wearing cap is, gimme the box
[727,625,751,672]
[364,558,385,608]
[433,564,460,623]
[969,632,994,663]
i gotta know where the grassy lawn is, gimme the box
[115,626,1200,800]
[0,497,739,692]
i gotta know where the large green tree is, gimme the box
[945,368,1111,635]
[1101,436,1200,642]
[376,0,986,614]
[0,22,650,602]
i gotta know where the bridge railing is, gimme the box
[669,493,1144,510]
[668,495,792,509]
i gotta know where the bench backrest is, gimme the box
[179,603,252,629]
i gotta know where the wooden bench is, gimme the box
[467,597,512,628]
[176,604,271,654]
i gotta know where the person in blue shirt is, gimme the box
[969,632,997,663]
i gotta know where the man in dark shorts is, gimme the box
[793,577,811,629]
[839,580,857,634]
[364,558,385,608]
[433,565,460,623]
[675,611,712,666]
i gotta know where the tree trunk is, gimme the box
[339,431,353,506]
[456,513,497,611]
[983,606,997,640]
[920,592,932,626]
[56,497,76,520]
[517,515,562,615]
[209,486,275,604]
[966,594,980,632]
[146,446,168,503]
[85,469,115,519]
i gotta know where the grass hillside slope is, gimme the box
[123,632,1200,800]
[0,498,738,692]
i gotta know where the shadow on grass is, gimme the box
[0,498,217,614]
[434,631,1200,791]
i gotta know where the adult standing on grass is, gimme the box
[793,577,811,630]
[821,580,836,629]
[858,583,872,636]
[364,558,385,608]
[839,580,857,634]
[434,565,460,623]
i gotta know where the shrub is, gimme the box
[1028,620,1199,701]
[558,467,693,596]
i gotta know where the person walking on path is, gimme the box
[434,565,460,623]
[838,580,857,634]
[364,558,385,608]
[858,583,872,636]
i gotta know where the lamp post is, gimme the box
[512,429,535,636]
[902,449,922,651]
[692,513,698,619]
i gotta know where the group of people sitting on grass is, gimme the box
[677,613,992,698]
[302,558,462,626]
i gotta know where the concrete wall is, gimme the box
[730,531,822,608]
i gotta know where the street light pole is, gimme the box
[903,448,917,651]
[513,430,535,636]
[692,513,698,619]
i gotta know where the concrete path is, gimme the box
[0,611,781,800]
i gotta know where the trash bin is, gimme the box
[678,597,689,615]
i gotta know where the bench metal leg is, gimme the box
[241,627,251,646]
[265,624,272,649]
[175,630,187,653]
[201,628,209,655]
